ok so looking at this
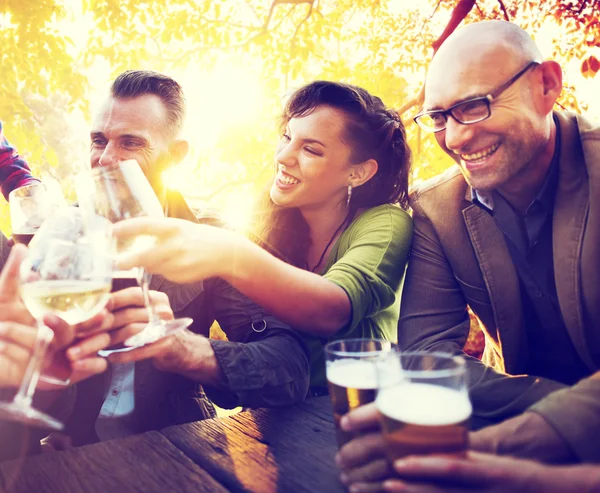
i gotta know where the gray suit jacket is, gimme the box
[399,111,600,461]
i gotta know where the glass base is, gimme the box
[0,401,63,430]
[39,374,71,387]
[124,318,192,347]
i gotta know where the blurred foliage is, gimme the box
[0,0,599,236]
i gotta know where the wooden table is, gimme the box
[0,397,345,493]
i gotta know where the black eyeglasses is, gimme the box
[414,61,540,133]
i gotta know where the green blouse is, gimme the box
[304,204,414,389]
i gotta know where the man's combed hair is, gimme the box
[110,70,186,136]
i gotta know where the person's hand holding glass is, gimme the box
[325,338,396,448]
[336,351,472,491]
[0,209,114,430]
[90,160,192,350]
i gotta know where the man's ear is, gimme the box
[349,159,378,188]
[169,139,189,165]
[538,60,563,113]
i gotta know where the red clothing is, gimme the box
[0,121,39,200]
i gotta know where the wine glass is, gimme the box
[90,160,192,349]
[0,226,113,430]
[9,183,65,245]
[28,207,114,386]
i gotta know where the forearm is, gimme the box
[161,331,225,387]
[528,373,600,463]
[540,464,600,492]
[204,335,310,409]
[402,332,567,421]
[223,237,351,336]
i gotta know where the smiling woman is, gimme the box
[113,80,414,392]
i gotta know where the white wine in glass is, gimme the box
[90,160,192,349]
[0,233,113,430]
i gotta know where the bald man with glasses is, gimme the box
[406,16,600,448]
[333,19,600,493]
[398,19,600,459]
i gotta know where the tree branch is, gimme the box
[431,0,476,54]
[243,0,263,25]
[416,0,443,40]
[496,0,510,21]
[284,0,315,88]
[576,0,590,15]
[475,0,484,17]
[402,0,477,124]
[398,85,425,119]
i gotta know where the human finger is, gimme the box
[71,357,108,382]
[390,454,500,486]
[43,313,75,349]
[110,305,173,333]
[66,332,111,361]
[341,458,392,486]
[0,244,27,300]
[107,336,174,364]
[0,301,36,327]
[0,321,38,350]
[112,217,180,240]
[347,481,388,492]
[382,480,446,493]
[109,287,171,313]
[106,323,145,347]
[336,432,388,470]
[340,402,381,434]
[73,308,115,338]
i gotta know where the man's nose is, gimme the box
[97,143,119,168]
[444,117,476,155]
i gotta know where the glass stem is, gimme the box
[13,322,53,409]
[136,268,162,325]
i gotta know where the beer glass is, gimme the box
[9,183,65,245]
[375,352,471,461]
[325,338,395,447]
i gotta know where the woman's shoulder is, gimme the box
[349,204,412,231]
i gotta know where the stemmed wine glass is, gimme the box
[89,160,192,348]
[9,182,65,245]
[0,210,113,430]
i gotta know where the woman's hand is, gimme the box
[113,217,238,283]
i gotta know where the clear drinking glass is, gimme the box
[375,352,472,461]
[0,229,113,430]
[28,207,114,386]
[9,182,64,245]
[324,338,396,447]
[90,160,192,348]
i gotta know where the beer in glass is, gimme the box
[325,338,395,447]
[376,352,471,460]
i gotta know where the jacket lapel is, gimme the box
[552,112,595,369]
[462,202,525,372]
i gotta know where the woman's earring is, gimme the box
[347,185,352,207]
